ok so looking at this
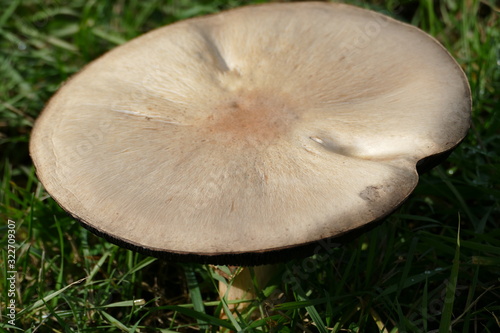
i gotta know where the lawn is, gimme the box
[1,0,499,332]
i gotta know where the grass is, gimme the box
[1,0,499,331]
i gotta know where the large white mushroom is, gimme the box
[30,1,471,317]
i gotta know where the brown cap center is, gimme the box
[204,91,298,147]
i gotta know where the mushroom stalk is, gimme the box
[218,264,280,318]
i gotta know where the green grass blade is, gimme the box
[101,310,130,332]
[295,287,328,333]
[184,264,208,331]
[118,256,156,284]
[92,27,127,45]
[0,0,20,27]
[161,305,237,330]
[18,277,87,315]
[85,251,110,286]
[101,299,146,308]
[219,296,243,332]
[439,223,461,332]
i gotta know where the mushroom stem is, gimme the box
[218,264,280,318]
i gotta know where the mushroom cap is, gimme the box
[30,2,471,265]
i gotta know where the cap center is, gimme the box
[204,91,297,147]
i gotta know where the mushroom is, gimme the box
[30,1,471,320]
